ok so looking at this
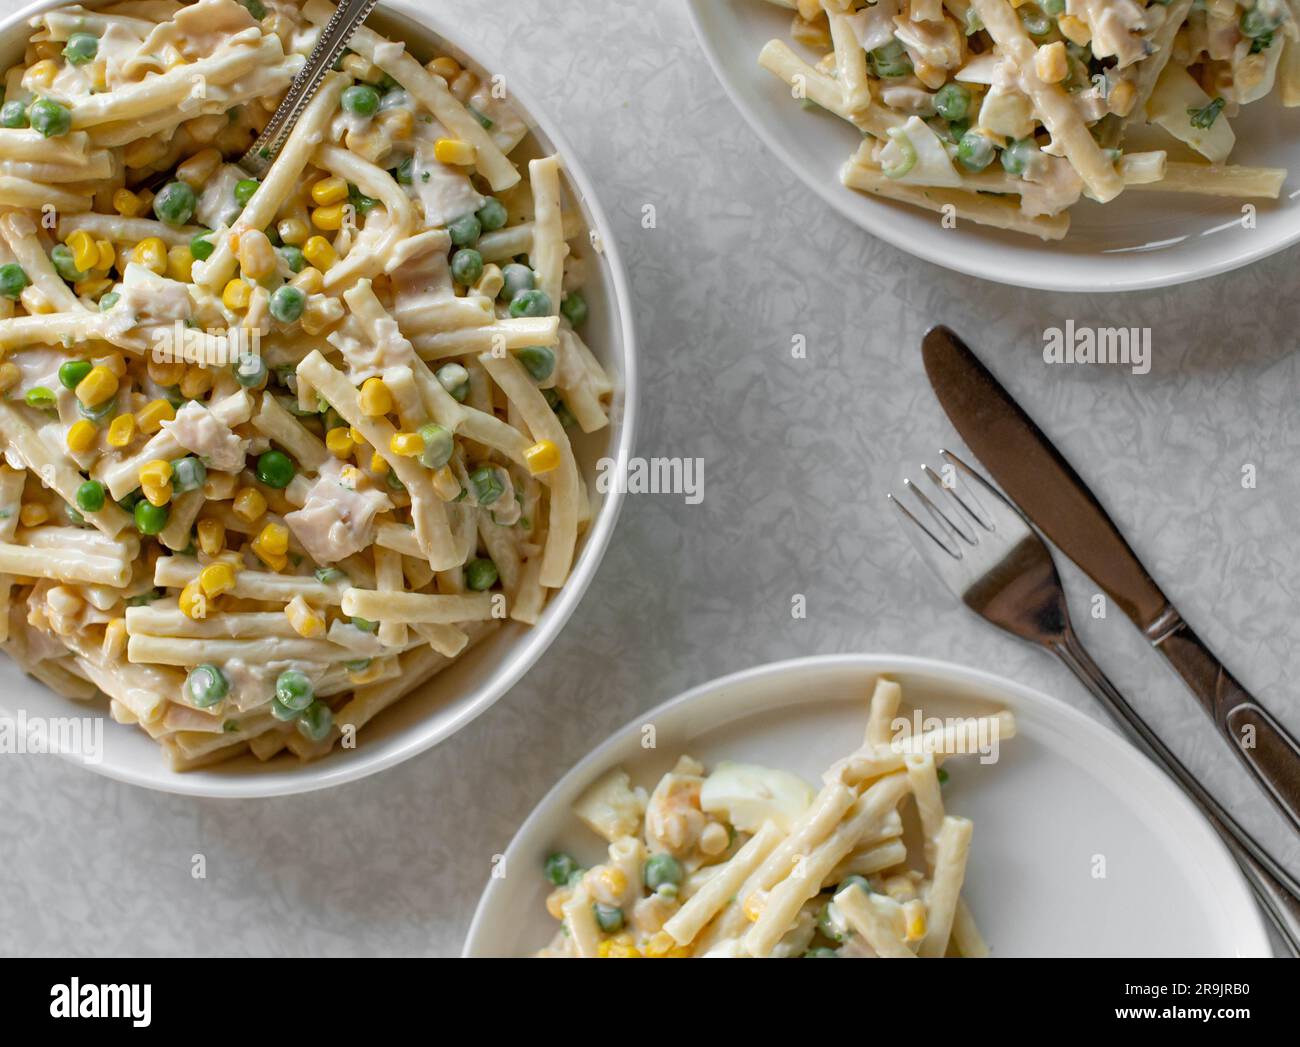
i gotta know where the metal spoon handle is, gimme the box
[239,0,379,175]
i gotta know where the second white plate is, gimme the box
[687,0,1300,292]
[464,655,1270,957]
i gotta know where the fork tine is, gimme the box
[905,476,975,547]
[938,449,1032,536]
[918,464,983,541]
[921,463,991,534]
[887,491,961,559]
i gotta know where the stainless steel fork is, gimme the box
[890,448,1300,956]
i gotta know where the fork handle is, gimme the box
[1152,617,1300,838]
[1053,630,1300,956]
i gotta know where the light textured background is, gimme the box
[2,0,1299,957]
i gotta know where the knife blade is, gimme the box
[922,324,1300,835]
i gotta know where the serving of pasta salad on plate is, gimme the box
[0,0,612,771]
[753,0,1295,239]
[537,678,1015,958]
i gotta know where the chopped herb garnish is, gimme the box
[1187,96,1226,129]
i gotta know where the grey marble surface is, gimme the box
[3,0,1299,957]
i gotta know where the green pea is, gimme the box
[277,244,305,273]
[934,82,970,123]
[418,422,454,468]
[171,456,206,493]
[58,359,92,390]
[447,212,481,246]
[0,262,28,298]
[269,284,305,323]
[153,181,196,226]
[50,244,84,282]
[351,616,377,632]
[643,853,684,890]
[270,697,297,722]
[29,98,70,138]
[186,664,229,708]
[435,362,470,402]
[516,345,555,382]
[134,499,168,535]
[1041,0,1065,13]
[509,288,552,318]
[956,130,996,172]
[275,668,314,710]
[241,0,267,17]
[592,904,624,933]
[817,901,845,942]
[465,557,498,591]
[837,874,873,896]
[1021,10,1051,35]
[468,465,504,506]
[937,767,950,785]
[803,947,839,958]
[256,449,295,488]
[341,84,381,116]
[297,700,333,741]
[1000,138,1038,176]
[98,291,119,311]
[476,197,507,231]
[75,480,105,512]
[869,40,912,79]
[0,100,27,128]
[77,395,115,423]
[560,291,588,328]
[232,352,267,388]
[190,232,215,261]
[234,178,260,207]
[544,852,580,886]
[499,263,534,302]
[450,248,483,286]
[24,386,56,410]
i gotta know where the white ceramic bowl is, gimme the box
[465,655,1270,957]
[0,0,637,797]
[687,0,1300,293]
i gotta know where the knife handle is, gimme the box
[1154,617,1300,836]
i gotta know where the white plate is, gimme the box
[464,655,1270,957]
[0,0,637,797]
[687,0,1300,292]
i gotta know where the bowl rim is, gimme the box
[0,0,639,798]
[462,652,1271,957]
[683,0,1300,294]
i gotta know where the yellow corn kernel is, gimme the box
[1057,13,1091,46]
[97,351,127,377]
[377,107,413,140]
[544,888,570,920]
[196,518,226,557]
[311,203,346,231]
[136,398,174,434]
[179,365,213,400]
[1107,79,1137,118]
[290,266,323,294]
[131,236,168,275]
[19,502,48,527]
[742,892,764,923]
[237,229,277,281]
[349,427,366,445]
[427,56,461,81]
[221,278,251,311]
[644,931,677,958]
[112,187,146,218]
[325,426,354,458]
[73,276,113,299]
[1034,41,1068,85]
[141,480,172,507]
[166,245,194,283]
[433,137,476,166]
[597,866,628,899]
[65,419,97,454]
[138,458,173,488]
[449,70,478,103]
[904,901,927,942]
[26,59,57,88]
[430,465,461,501]
[302,235,337,271]
[102,617,127,660]
[301,294,344,335]
[175,147,222,188]
[198,562,237,597]
[598,940,642,959]
[310,176,348,206]
[358,376,393,417]
[74,365,119,408]
[389,431,422,457]
[254,521,289,557]
[231,487,267,524]
[277,217,310,246]
[341,53,377,81]
[523,439,560,475]
[179,579,207,620]
[0,362,20,393]
[94,239,115,271]
[369,452,389,475]
[285,594,326,638]
[147,357,186,387]
[67,230,98,273]
[106,413,136,448]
